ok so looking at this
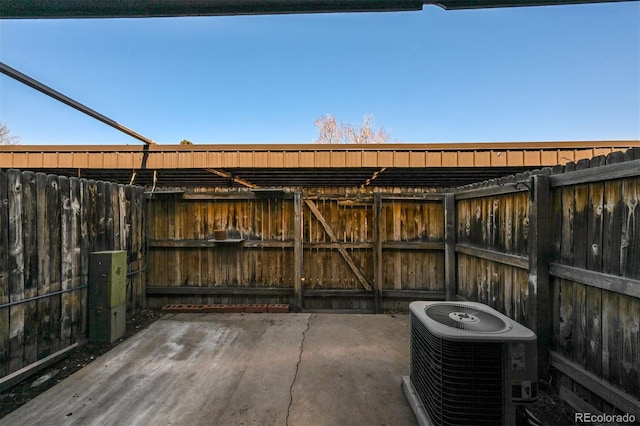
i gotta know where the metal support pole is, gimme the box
[0,62,155,145]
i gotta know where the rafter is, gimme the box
[204,168,258,189]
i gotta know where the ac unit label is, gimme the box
[511,342,525,370]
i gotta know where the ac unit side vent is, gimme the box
[410,313,503,426]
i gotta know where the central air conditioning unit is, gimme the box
[402,301,537,426]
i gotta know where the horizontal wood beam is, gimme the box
[307,195,373,202]
[303,289,374,298]
[146,286,446,300]
[382,290,445,300]
[549,263,640,298]
[549,159,640,187]
[559,386,604,418]
[0,343,78,392]
[180,192,295,201]
[149,239,293,248]
[379,194,446,201]
[455,243,529,270]
[290,288,446,299]
[182,193,258,200]
[304,242,371,250]
[146,286,294,296]
[145,190,184,196]
[550,351,640,418]
[243,240,293,248]
[455,181,531,200]
[382,241,445,250]
[149,239,447,251]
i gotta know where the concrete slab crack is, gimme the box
[286,314,311,426]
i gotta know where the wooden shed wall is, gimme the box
[0,169,146,379]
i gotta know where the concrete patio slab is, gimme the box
[2,313,416,426]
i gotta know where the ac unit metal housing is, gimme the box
[403,301,537,426]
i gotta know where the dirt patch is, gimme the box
[1,311,575,425]
[525,384,577,425]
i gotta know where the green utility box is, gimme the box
[88,251,127,343]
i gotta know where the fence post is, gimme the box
[528,174,551,379]
[373,193,383,313]
[293,191,303,311]
[444,193,456,301]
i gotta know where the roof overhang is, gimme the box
[1,141,636,188]
[0,0,634,19]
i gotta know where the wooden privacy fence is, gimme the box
[0,169,146,381]
[145,187,450,312]
[452,148,640,419]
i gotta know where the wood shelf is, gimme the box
[251,188,286,198]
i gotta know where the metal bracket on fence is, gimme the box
[514,181,534,198]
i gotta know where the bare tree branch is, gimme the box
[314,114,343,144]
[314,114,390,144]
[0,122,20,145]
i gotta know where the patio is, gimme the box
[2,313,416,426]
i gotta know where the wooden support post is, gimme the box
[444,193,456,301]
[528,174,551,378]
[293,192,303,311]
[373,194,383,313]
[304,199,372,291]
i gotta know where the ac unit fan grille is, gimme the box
[410,313,504,426]
[425,303,510,332]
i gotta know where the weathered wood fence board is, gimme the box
[455,188,531,326]
[548,153,640,410]
[0,169,145,380]
[144,187,446,311]
[452,149,640,413]
[21,172,37,368]
[0,170,8,378]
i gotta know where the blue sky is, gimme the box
[0,2,639,145]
